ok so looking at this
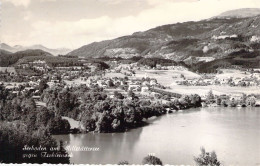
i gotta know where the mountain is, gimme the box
[0,49,12,56]
[0,49,52,67]
[217,8,260,18]
[68,9,260,72]
[68,15,258,60]
[68,18,237,59]
[0,43,71,56]
[0,43,16,52]
[27,45,71,56]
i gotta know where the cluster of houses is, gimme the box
[16,60,51,72]
[106,62,187,76]
[136,64,187,71]
[177,74,260,87]
[202,92,260,107]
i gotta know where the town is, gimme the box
[1,56,260,105]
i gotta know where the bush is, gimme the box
[48,117,71,134]
[118,160,129,165]
[142,155,163,165]
[194,147,221,166]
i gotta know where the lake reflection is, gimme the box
[54,107,260,165]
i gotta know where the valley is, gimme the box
[1,7,260,165]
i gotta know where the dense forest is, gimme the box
[0,85,70,163]
[0,49,51,67]
[137,58,178,68]
[0,84,71,134]
[0,122,70,163]
[41,84,202,133]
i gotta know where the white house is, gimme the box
[128,84,140,91]
[141,86,149,93]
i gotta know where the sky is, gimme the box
[1,0,260,49]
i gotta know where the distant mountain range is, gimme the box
[67,8,260,60]
[1,8,260,73]
[0,49,53,67]
[66,8,260,72]
[0,43,71,56]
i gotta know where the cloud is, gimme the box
[146,0,197,6]
[28,16,113,48]
[2,0,31,7]
[1,0,61,7]
[3,0,260,48]
[23,11,33,20]
[97,0,125,4]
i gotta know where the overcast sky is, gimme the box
[1,0,260,49]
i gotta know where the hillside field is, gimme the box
[134,69,201,86]
[0,67,16,74]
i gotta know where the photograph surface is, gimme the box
[0,0,260,165]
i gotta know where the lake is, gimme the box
[54,107,260,165]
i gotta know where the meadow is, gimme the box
[0,67,16,74]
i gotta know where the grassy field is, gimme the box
[16,68,38,76]
[168,85,260,96]
[216,69,251,79]
[134,69,201,86]
[66,68,260,97]
[133,69,260,96]
[64,78,87,85]
[104,72,125,78]
[0,67,16,74]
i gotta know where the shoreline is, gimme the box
[60,101,259,135]
[201,102,260,108]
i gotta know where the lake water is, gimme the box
[54,107,260,165]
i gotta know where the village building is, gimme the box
[141,86,149,93]
[128,84,140,91]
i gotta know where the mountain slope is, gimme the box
[27,45,71,56]
[217,8,260,18]
[68,10,260,72]
[0,49,12,56]
[0,43,16,52]
[0,49,52,67]
[68,17,244,59]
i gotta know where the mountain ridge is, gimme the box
[0,49,53,67]
[217,8,260,18]
[66,9,260,72]
[0,43,71,56]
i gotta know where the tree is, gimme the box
[48,116,71,134]
[22,98,36,112]
[0,122,70,164]
[240,93,247,106]
[39,79,49,93]
[36,107,55,127]
[194,147,221,166]
[229,98,237,107]
[107,80,114,87]
[179,95,191,107]
[127,90,135,99]
[206,90,215,103]
[114,91,124,99]
[142,155,163,165]
[95,111,113,133]
[216,97,221,105]
[190,94,202,107]
[221,100,228,107]
[246,96,256,106]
